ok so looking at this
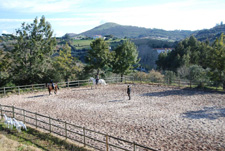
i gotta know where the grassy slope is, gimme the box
[0,122,89,151]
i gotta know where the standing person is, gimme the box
[96,74,99,85]
[127,85,131,100]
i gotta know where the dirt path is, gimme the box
[0,84,225,151]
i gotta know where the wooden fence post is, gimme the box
[4,87,6,95]
[78,81,80,87]
[65,121,67,139]
[23,109,25,124]
[49,116,51,133]
[32,85,34,92]
[133,141,136,151]
[18,86,20,95]
[83,127,86,147]
[67,81,70,88]
[190,80,192,88]
[12,106,15,118]
[179,80,181,87]
[105,135,109,151]
[35,112,37,129]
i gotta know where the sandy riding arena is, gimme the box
[0,84,224,151]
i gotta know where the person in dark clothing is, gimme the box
[96,74,99,85]
[127,85,131,100]
[50,79,54,89]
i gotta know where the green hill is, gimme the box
[194,24,225,42]
[79,22,194,41]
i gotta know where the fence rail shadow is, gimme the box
[0,104,158,151]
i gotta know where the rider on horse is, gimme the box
[50,79,55,89]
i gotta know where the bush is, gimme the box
[148,70,164,83]
[133,72,149,81]
[164,70,176,84]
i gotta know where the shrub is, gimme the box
[148,70,164,83]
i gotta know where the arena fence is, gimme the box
[0,76,132,96]
[0,75,216,96]
[0,104,158,151]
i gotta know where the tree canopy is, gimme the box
[85,38,112,75]
[112,40,139,79]
[10,16,57,84]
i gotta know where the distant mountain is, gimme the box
[78,22,194,41]
[194,24,225,42]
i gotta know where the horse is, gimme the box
[46,83,59,95]
[89,77,107,85]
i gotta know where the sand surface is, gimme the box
[0,84,225,151]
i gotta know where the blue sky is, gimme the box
[0,0,225,37]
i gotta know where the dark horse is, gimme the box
[46,83,59,95]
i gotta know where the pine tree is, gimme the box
[11,16,57,84]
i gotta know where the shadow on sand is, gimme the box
[183,107,225,120]
[72,88,91,91]
[109,100,123,103]
[27,95,46,98]
[141,88,221,97]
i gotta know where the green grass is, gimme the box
[0,122,89,151]
[72,40,92,46]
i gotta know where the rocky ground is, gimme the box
[0,84,224,151]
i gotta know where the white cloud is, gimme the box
[0,0,82,13]
[0,19,33,22]
[79,0,225,31]
[2,30,9,34]
[0,0,225,35]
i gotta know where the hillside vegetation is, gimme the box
[79,22,193,41]
[194,24,225,42]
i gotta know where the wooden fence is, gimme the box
[0,104,158,151]
[0,76,133,96]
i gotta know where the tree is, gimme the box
[11,16,57,84]
[85,38,111,76]
[54,43,81,81]
[208,33,225,89]
[0,50,12,86]
[112,40,139,81]
[188,65,208,87]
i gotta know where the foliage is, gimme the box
[133,71,149,80]
[137,45,158,70]
[0,49,13,86]
[53,43,82,81]
[188,65,207,82]
[85,38,112,75]
[164,70,176,84]
[10,16,57,85]
[194,24,225,42]
[156,35,206,71]
[112,40,139,80]
[149,70,164,83]
[207,33,225,89]
[80,22,193,40]
[177,65,189,79]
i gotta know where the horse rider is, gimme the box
[96,74,99,85]
[127,85,131,100]
[50,79,55,89]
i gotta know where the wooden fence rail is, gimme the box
[0,104,157,151]
[0,76,133,96]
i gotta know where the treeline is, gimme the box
[156,34,225,89]
[0,16,139,87]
